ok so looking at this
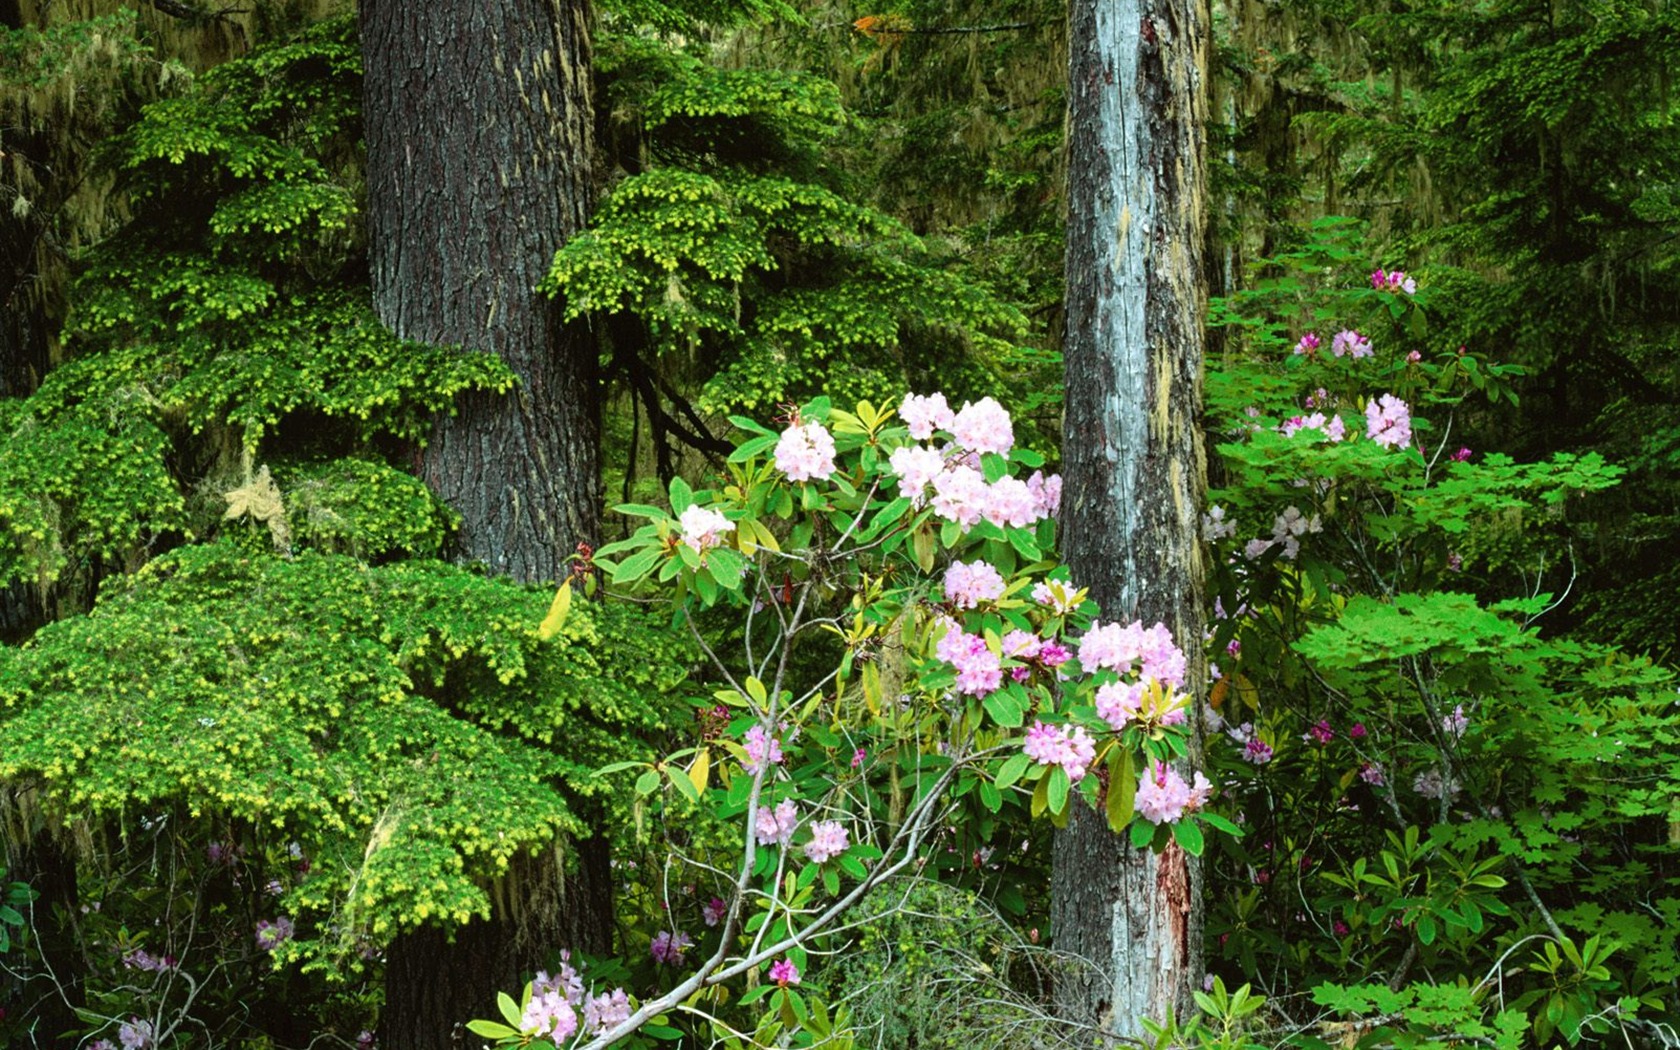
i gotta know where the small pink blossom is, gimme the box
[1349,722,1367,739]
[1365,393,1413,450]
[769,958,801,986]
[255,917,293,951]
[949,397,1014,455]
[1202,504,1237,541]
[702,896,727,927]
[584,989,633,1036]
[889,444,947,503]
[1135,762,1193,824]
[899,392,955,439]
[1332,330,1373,359]
[1095,680,1145,729]
[1450,447,1472,462]
[1026,470,1062,518]
[1304,720,1334,745]
[805,820,850,863]
[1441,704,1469,739]
[1031,578,1080,614]
[1359,762,1386,786]
[930,465,989,530]
[650,929,693,966]
[774,421,837,482]
[983,475,1040,529]
[1022,721,1097,783]
[754,799,798,846]
[945,559,1006,608]
[678,504,734,554]
[742,725,783,774]
[1293,332,1321,356]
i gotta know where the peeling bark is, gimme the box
[1053,0,1211,1038]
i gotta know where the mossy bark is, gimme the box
[1053,0,1211,1038]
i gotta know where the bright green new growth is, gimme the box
[0,542,687,964]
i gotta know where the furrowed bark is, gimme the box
[361,3,606,1046]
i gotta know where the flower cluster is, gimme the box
[774,421,837,482]
[754,799,799,846]
[1293,332,1321,356]
[1135,761,1212,824]
[1365,393,1413,449]
[769,958,801,986]
[1370,268,1418,294]
[935,624,1003,696]
[944,559,1005,608]
[889,393,1059,531]
[1331,329,1373,358]
[1227,722,1273,764]
[254,916,293,951]
[1022,720,1097,783]
[1278,412,1347,441]
[1079,620,1188,688]
[742,725,783,775]
[678,504,734,554]
[804,820,850,863]
[650,929,693,966]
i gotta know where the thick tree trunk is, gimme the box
[361,3,605,1046]
[363,0,600,583]
[1053,0,1210,1040]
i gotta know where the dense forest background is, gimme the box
[1,0,1677,1047]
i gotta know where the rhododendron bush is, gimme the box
[1197,240,1680,1046]
[470,393,1229,1047]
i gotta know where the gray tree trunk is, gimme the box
[1053,0,1211,1039]
[360,3,606,1046]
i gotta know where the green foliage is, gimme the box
[0,543,687,960]
[555,31,1037,422]
[283,457,455,560]
[1202,257,1680,1045]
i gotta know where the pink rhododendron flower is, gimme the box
[937,627,1004,696]
[1359,762,1386,786]
[805,820,850,863]
[899,392,954,439]
[983,475,1039,528]
[584,989,633,1036]
[1450,446,1472,462]
[1349,722,1368,739]
[1001,629,1043,660]
[1441,704,1469,738]
[769,958,801,986]
[678,504,734,554]
[650,929,693,966]
[774,421,837,482]
[119,1019,154,1050]
[1365,393,1413,449]
[702,896,727,927]
[1304,719,1334,745]
[1022,721,1096,783]
[949,397,1014,455]
[930,465,989,529]
[1293,332,1321,356]
[1371,268,1417,294]
[1026,470,1062,518]
[944,559,1006,608]
[1135,761,1193,824]
[1188,771,1213,810]
[889,444,946,504]
[1095,680,1145,729]
[1332,330,1372,358]
[536,957,585,1004]
[1078,620,1145,673]
[522,988,579,1045]
[742,725,783,774]
[754,799,798,846]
